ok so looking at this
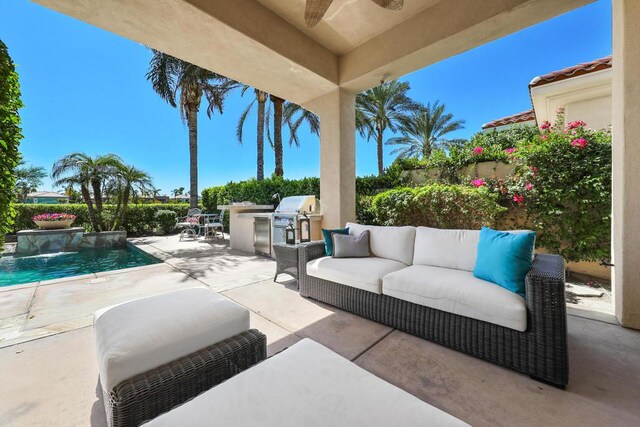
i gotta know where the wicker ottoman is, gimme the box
[93,287,266,427]
[144,339,468,426]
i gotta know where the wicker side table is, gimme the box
[273,242,300,282]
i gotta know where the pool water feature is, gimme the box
[0,244,161,287]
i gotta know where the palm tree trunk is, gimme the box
[256,90,267,181]
[187,107,199,209]
[376,128,384,176]
[271,95,284,177]
[91,177,105,230]
[81,184,100,231]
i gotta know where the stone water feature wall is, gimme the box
[15,228,127,255]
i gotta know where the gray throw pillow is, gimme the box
[332,231,370,258]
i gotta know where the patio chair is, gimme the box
[176,208,202,240]
[203,209,225,240]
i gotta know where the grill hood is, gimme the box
[275,195,318,214]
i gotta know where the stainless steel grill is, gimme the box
[272,195,318,245]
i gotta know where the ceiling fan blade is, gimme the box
[369,0,404,11]
[305,0,334,27]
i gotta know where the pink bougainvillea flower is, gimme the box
[571,138,588,149]
[540,134,548,141]
[566,120,587,130]
[540,121,552,130]
[526,183,534,191]
[513,194,525,204]
[32,213,76,222]
[471,179,486,188]
[472,146,484,155]
[504,147,516,154]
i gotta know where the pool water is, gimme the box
[0,245,161,287]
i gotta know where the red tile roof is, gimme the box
[482,109,535,130]
[529,56,612,88]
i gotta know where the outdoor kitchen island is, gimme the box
[219,196,322,259]
[218,204,274,254]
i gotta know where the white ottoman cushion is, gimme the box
[144,339,468,427]
[94,287,250,392]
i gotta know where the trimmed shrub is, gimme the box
[154,209,178,234]
[356,195,376,225]
[13,203,192,235]
[371,184,505,229]
[201,172,409,212]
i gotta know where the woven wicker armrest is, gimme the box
[298,240,326,263]
[297,241,326,289]
[525,253,568,386]
[525,253,566,311]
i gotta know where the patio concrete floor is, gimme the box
[1,235,639,426]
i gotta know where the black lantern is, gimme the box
[285,221,296,245]
[298,212,311,243]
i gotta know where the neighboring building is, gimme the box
[171,194,191,203]
[25,191,70,204]
[483,56,612,131]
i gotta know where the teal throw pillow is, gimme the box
[322,227,349,256]
[473,227,536,297]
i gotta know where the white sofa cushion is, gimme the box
[94,287,250,392]
[383,265,527,331]
[413,227,536,271]
[413,227,480,271]
[307,256,407,294]
[346,222,416,265]
[144,339,468,427]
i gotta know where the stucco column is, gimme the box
[612,0,640,329]
[310,89,356,229]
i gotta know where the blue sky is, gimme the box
[1,0,612,195]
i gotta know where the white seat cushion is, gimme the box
[144,339,468,427]
[306,256,407,294]
[346,222,416,265]
[383,265,527,331]
[94,287,249,392]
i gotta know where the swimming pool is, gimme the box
[0,244,161,287]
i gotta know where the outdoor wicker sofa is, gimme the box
[298,224,569,388]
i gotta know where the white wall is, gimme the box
[531,69,612,130]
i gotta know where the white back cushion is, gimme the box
[413,227,536,271]
[413,227,480,271]
[346,222,416,265]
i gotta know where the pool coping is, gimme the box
[0,241,165,290]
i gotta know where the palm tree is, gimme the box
[236,86,269,180]
[111,164,154,230]
[172,187,185,200]
[284,102,320,147]
[14,162,46,201]
[356,80,421,175]
[52,153,122,231]
[270,94,285,177]
[386,101,466,159]
[147,50,238,208]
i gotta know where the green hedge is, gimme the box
[0,40,24,249]
[371,185,505,229]
[202,171,408,212]
[13,203,192,235]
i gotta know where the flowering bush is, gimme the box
[509,111,611,261]
[32,213,76,222]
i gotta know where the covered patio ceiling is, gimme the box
[33,0,594,108]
